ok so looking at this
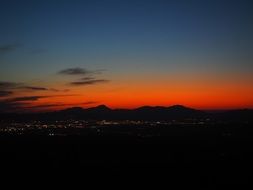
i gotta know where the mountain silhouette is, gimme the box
[86,105,111,112]
[1,105,253,122]
[47,104,205,121]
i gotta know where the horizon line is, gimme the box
[1,104,252,114]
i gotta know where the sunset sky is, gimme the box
[0,0,253,112]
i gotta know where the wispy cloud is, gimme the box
[49,88,70,92]
[0,81,22,89]
[21,86,49,91]
[58,67,110,86]
[6,96,50,102]
[25,104,65,109]
[0,94,78,112]
[0,81,68,96]
[58,67,93,75]
[70,79,109,86]
[0,82,48,91]
[0,91,13,97]
[25,101,98,109]
[20,86,68,92]
[0,44,20,53]
[80,77,95,80]
[58,67,105,76]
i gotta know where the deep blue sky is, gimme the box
[1,0,252,70]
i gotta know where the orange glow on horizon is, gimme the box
[7,71,252,112]
[24,78,253,111]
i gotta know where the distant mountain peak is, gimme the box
[136,106,153,110]
[169,105,189,109]
[91,105,111,111]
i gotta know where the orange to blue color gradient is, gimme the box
[0,0,253,112]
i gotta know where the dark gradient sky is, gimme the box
[0,0,253,112]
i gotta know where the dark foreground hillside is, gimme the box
[0,123,253,188]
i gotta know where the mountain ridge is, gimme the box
[0,104,252,122]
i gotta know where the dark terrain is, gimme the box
[0,106,253,188]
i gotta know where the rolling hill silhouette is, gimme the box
[53,104,205,121]
[0,105,252,122]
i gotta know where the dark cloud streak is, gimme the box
[0,81,22,89]
[0,91,13,97]
[22,86,48,91]
[0,44,20,53]
[58,67,110,86]
[58,67,92,75]
[6,96,50,102]
[58,67,105,76]
[25,101,98,109]
[70,79,109,86]
[6,94,77,102]
[0,81,67,94]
